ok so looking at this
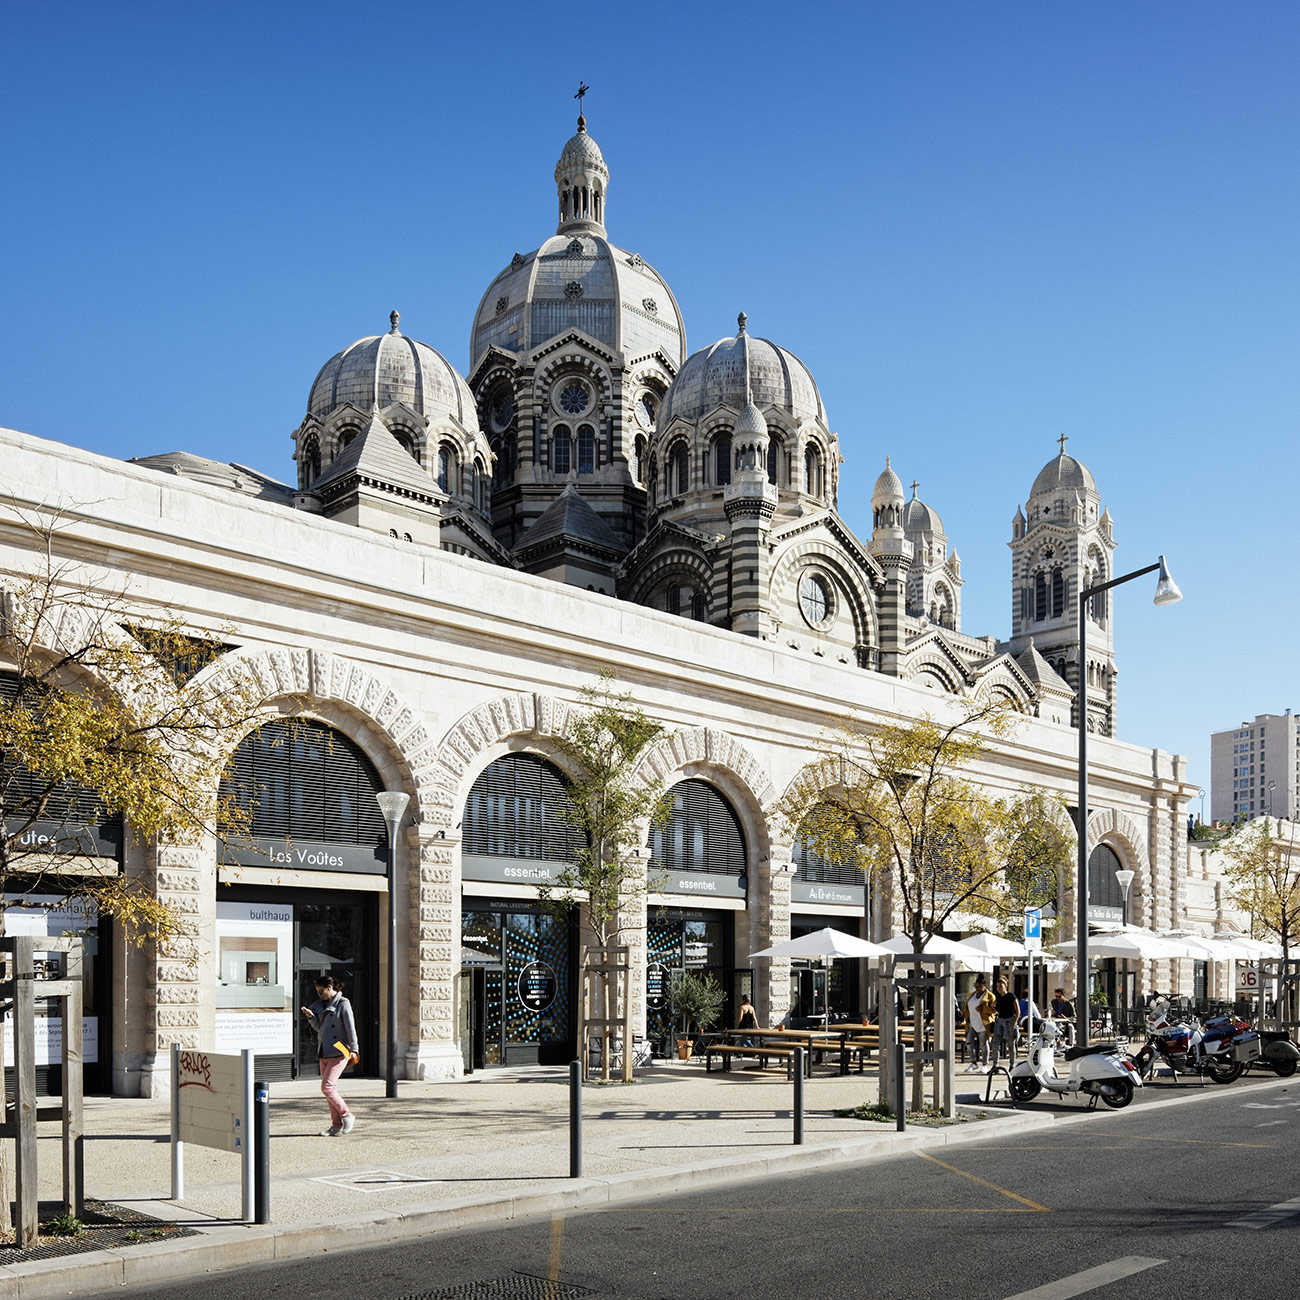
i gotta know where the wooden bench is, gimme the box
[704,1043,802,1078]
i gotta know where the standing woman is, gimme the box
[301,975,359,1136]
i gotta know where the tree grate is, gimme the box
[399,1275,594,1300]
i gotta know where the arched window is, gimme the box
[767,439,782,486]
[692,592,706,621]
[1051,568,1064,618]
[392,430,418,462]
[667,583,681,616]
[671,443,689,496]
[219,719,386,849]
[552,425,571,475]
[474,458,488,511]
[647,453,657,505]
[577,425,595,474]
[649,779,746,877]
[1087,843,1126,914]
[437,446,455,493]
[714,436,732,486]
[793,804,863,887]
[300,434,321,488]
[463,753,583,861]
[0,671,124,856]
[804,446,822,497]
[633,435,647,486]
[1034,572,1048,621]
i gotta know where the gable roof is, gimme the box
[514,482,626,558]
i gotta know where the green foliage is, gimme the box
[538,672,673,944]
[778,699,1067,947]
[0,506,270,947]
[1222,820,1300,956]
[40,1213,82,1237]
[668,969,726,1033]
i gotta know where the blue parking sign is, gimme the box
[1024,908,1042,950]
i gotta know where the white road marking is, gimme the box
[1255,1120,1286,1128]
[999,1256,1165,1300]
[1227,1194,1300,1230]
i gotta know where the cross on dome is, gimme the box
[1057,432,1069,454]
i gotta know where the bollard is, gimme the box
[793,1047,804,1145]
[569,1059,582,1178]
[894,1041,906,1132]
[253,1080,270,1224]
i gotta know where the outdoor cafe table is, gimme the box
[717,1027,882,1075]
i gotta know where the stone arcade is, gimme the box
[0,113,1216,1094]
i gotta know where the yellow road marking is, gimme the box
[1127,1135,1273,1149]
[915,1151,1051,1211]
[548,1214,564,1282]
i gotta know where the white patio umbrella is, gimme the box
[751,927,890,960]
[1158,931,1226,962]
[954,932,1031,962]
[1211,932,1278,960]
[1050,928,1188,961]
[877,933,984,971]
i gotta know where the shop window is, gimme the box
[219,718,386,848]
[649,779,745,876]
[1087,843,1125,912]
[0,671,123,857]
[463,753,583,860]
[793,805,863,886]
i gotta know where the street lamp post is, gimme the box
[1076,556,1180,1047]
[1267,780,1276,818]
[1115,868,1135,1017]
[376,791,410,1099]
[1197,787,1206,827]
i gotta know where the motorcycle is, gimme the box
[1009,1020,1141,1108]
[1128,998,1245,1083]
[1202,1011,1300,1078]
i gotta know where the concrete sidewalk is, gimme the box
[2,1060,1288,1299]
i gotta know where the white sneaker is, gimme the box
[341,1115,355,1134]
[319,1125,340,1137]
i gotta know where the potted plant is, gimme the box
[668,970,726,1058]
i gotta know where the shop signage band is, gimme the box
[221,836,385,875]
[791,880,864,906]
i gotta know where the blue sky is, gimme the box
[4,3,1297,802]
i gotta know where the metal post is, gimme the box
[13,938,38,1248]
[1077,580,1091,1048]
[376,792,409,1101]
[894,1040,906,1132]
[569,1059,582,1177]
[793,1047,804,1144]
[240,1050,255,1223]
[170,1042,183,1201]
[254,1080,270,1224]
[61,939,85,1217]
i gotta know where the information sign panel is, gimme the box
[1024,908,1042,952]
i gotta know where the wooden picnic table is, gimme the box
[714,1027,877,1076]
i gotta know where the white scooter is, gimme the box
[1009,1020,1142,1109]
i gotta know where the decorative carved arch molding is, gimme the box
[969,665,1033,712]
[768,537,878,653]
[1082,806,1153,925]
[902,651,966,696]
[624,546,717,610]
[635,726,779,866]
[532,349,616,409]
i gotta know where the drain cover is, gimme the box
[399,1275,594,1300]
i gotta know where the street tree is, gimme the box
[1222,818,1300,962]
[536,672,674,1080]
[0,507,268,945]
[779,699,1064,950]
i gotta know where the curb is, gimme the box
[0,1108,1054,1299]
[7,1074,1293,1300]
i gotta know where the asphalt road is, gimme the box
[92,1075,1300,1300]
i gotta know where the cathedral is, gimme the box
[157,109,1119,735]
[1,108,1209,1094]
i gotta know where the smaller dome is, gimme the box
[872,457,904,507]
[735,401,768,439]
[1031,450,1096,499]
[556,122,607,175]
[307,312,477,432]
[903,491,944,537]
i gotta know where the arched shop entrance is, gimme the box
[1088,842,1133,1013]
[1,671,116,1095]
[645,779,749,1051]
[790,815,868,1021]
[459,753,582,1068]
[217,718,385,1081]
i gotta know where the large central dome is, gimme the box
[470,115,685,370]
[470,232,685,369]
